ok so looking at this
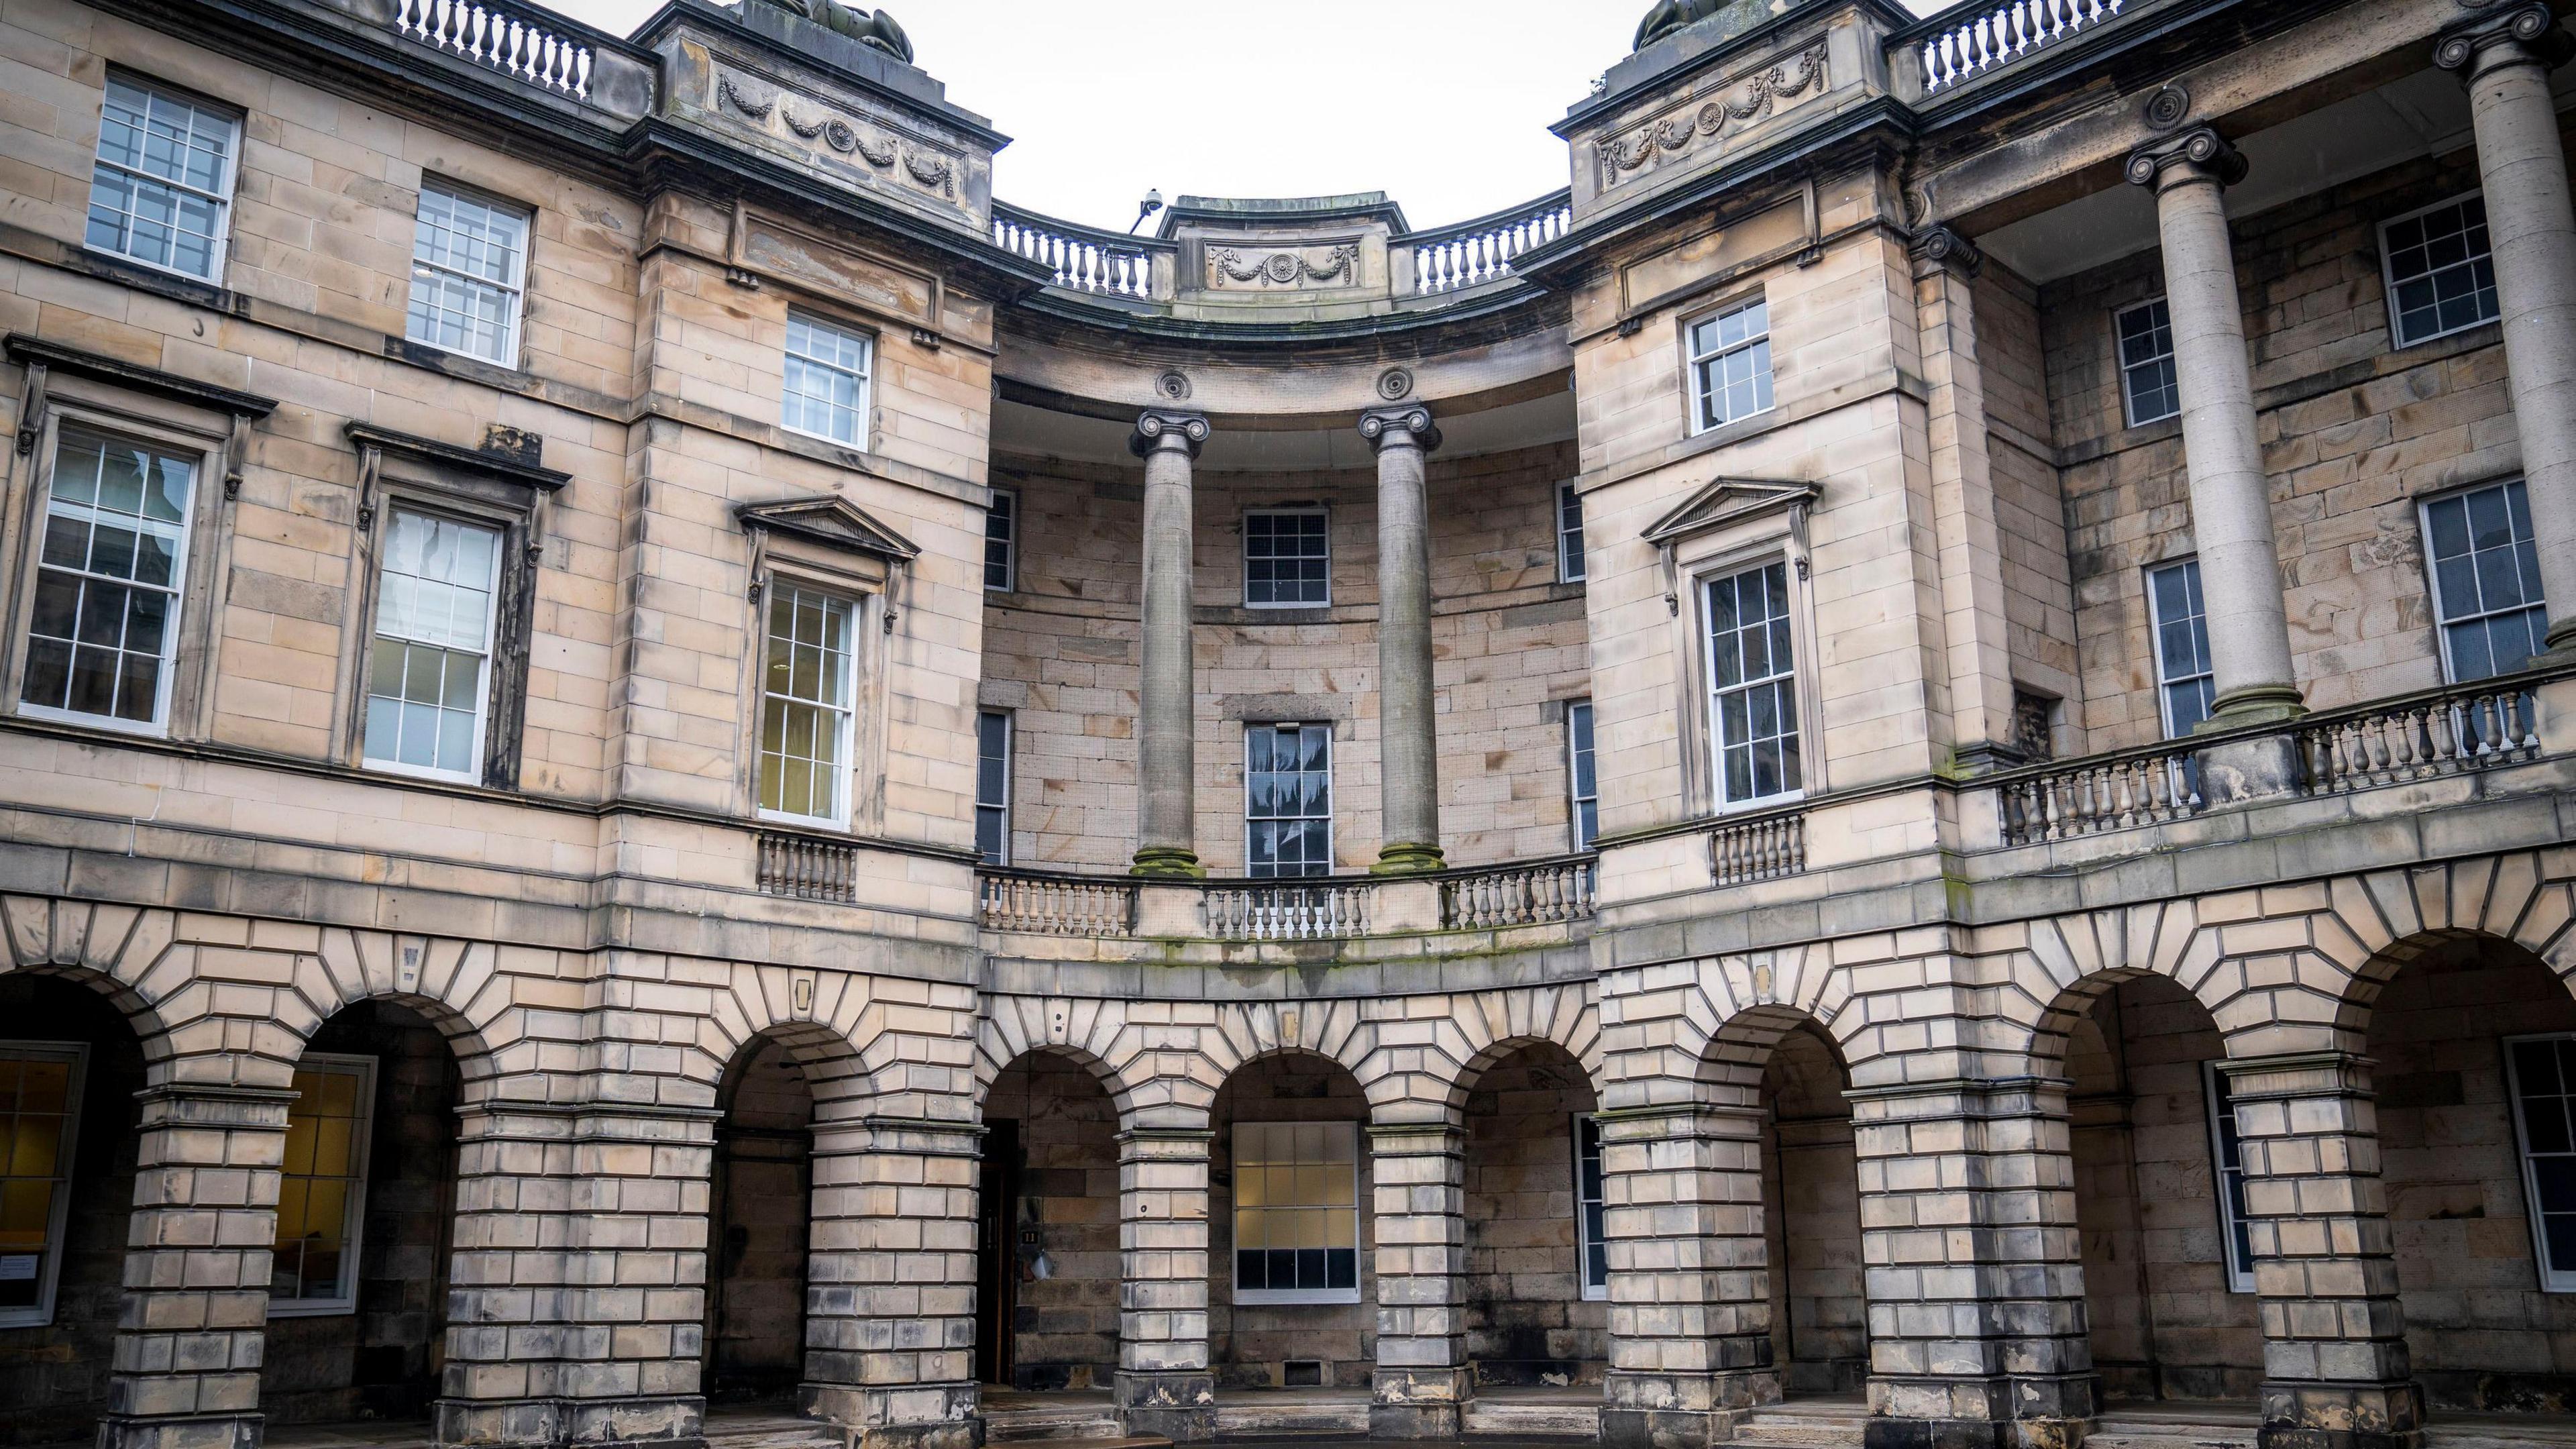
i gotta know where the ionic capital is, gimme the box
[2436,1,2576,81]
[1358,403,1442,455]
[1130,409,1210,460]
[1909,223,1986,280]
[2125,125,2248,193]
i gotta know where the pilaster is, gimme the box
[436,1103,716,1449]
[1847,1074,2094,1449]
[2218,1053,2421,1449]
[1367,1121,1470,1438]
[96,1083,295,1449]
[1116,1128,1216,1442]
[1597,1104,1779,1449]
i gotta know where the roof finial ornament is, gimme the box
[747,0,914,64]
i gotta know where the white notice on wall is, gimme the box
[0,1255,39,1281]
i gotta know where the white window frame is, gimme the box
[1566,699,1599,853]
[2201,1061,2257,1295]
[1242,506,1332,609]
[1231,1119,1362,1307]
[2503,1032,2576,1293]
[360,505,505,786]
[267,1052,376,1318]
[1244,722,1334,878]
[17,423,208,738]
[756,580,861,830]
[1685,294,1775,435]
[782,310,875,448]
[2381,191,2500,350]
[976,709,1012,866]
[84,74,240,284]
[2420,478,2548,685]
[1572,1111,1608,1302]
[984,486,1018,593]
[1557,481,1587,584]
[2146,557,2216,740]
[1701,558,1805,811]
[2115,297,2180,427]
[404,182,532,367]
[0,1040,90,1330]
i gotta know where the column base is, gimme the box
[1370,841,1446,875]
[2200,683,2308,729]
[1129,847,1205,879]
[2257,1379,2424,1449]
[1369,1403,1464,1440]
[1601,1366,1781,1448]
[2192,731,2304,804]
[1864,1375,2095,1449]
[1373,1366,1471,1439]
[1601,1407,1755,1449]
[97,1412,264,1449]
[800,1384,981,1449]
[1116,1371,1216,1442]
[435,1395,707,1449]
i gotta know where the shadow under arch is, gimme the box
[2035,967,2263,1405]
[700,1026,833,1407]
[1451,1036,1609,1391]
[2357,929,2576,1414]
[975,1044,1131,1392]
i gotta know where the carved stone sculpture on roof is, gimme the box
[1633,0,1805,52]
[747,0,914,63]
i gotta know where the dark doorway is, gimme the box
[975,1118,1021,1388]
[705,1037,815,1403]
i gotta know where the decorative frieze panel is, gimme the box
[1595,42,1829,193]
[714,63,968,205]
[1203,239,1364,290]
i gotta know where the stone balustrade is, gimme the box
[1903,0,2137,97]
[974,856,1600,946]
[394,0,598,97]
[1397,191,1573,295]
[991,204,1173,299]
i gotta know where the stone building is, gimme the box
[3,1,2576,1449]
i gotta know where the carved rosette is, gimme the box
[1598,42,1828,190]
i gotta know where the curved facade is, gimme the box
[4,4,2576,1449]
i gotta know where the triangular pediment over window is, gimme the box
[736,493,921,563]
[1641,477,1821,547]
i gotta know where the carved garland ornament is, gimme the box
[1208,244,1359,288]
[1601,42,1827,182]
[718,72,955,198]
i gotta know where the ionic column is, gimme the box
[2219,1052,2420,1449]
[437,1104,715,1449]
[2127,127,2304,728]
[1597,1104,1779,1449]
[1359,405,1444,874]
[1129,410,1210,877]
[803,1116,982,1449]
[1847,1073,2095,1449]
[1368,1122,1470,1438]
[1116,1128,1216,1442]
[2438,5,2576,657]
[97,1083,294,1449]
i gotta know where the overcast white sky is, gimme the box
[549,1,1951,232]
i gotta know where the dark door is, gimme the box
[974,1119,1020,1388]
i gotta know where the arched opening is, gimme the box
[1211,1051,1372,1393]
[2365,932,2576,1413]
[1458,1040,1604,1393]
[1760,1022,1866,1398]
[975,1051,1120,1395]
[2061,974,2262,1405]
[704,1036,816,1405]
[261,999,464,1429]
[0,973,152,1447]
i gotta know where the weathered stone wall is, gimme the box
[985,1053,1121,1391]
[1974,267,2084,745]
[1461,1044,1605,1385]
[979,441,1588,871]
[2368,939,2576,1411]
[2042,138,2553,748]
[2066,977,2263,1403]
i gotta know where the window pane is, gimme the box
[1244,511,1330,606]
[2118,300,2180,425]
[407,186,530,364]
[1690,298,1774,432]
[1568,701,1599,852]
[758,584,857,822]
[784,312,873,445]
[364,511,500,778]
[1233,1120,1358,1297]
[2387,197,2500,347]
[2148,560,2216,737]
[272,1059,371,1305]
[24,429,194,727]
[0,1046,85,1314]
[2426,480,2547,681]
[1246,724,1332,878]
[1558,482,1587,583]
[985,490,1017,590]
[1705,563,1799,805]
[86,80,235,279]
